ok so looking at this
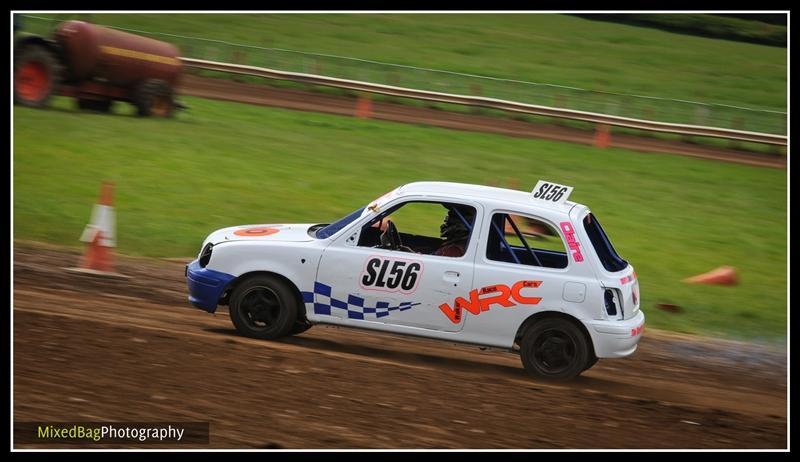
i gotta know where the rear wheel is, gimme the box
[14,45,61,108]
[229,275,298,340]
[133,79,175,117]
[520,317,590,381]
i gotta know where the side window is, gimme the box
[357,201,477,258]
[486,213,568,269]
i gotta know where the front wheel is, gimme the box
[520,318,590,381]
[291,322,312,335]
[229,275,299,340]
[584,354,598,372]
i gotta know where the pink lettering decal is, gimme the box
[560,222,584,263]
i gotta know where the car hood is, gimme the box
[205,224,316,245]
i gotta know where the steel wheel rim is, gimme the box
[532,328,577,374]
[16,61,49,101]
[239,286,281,331]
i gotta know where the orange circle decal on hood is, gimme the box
[233,227,281,237]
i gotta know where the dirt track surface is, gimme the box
[178,74,786,169]
[13,242,787,449]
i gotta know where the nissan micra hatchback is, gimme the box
[186,181,644,380]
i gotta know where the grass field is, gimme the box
[13,97,787,341]
[21,13,786,112]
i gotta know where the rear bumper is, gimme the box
[185,259,236,313]
[585,310,645,358]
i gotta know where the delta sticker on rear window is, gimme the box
[532,180,573,205]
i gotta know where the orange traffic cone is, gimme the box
[81,229,112,272]
[355,94,373,119]
[684,266,739,286]
[594,124,611,149]
[67,182,127,278]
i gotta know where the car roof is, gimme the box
[395,181,582,215]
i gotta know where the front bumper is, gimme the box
[585,310,646,358]
[185,259,236,313]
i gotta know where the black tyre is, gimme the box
[77,98,113,113]
[584,354,598,372]
[291,321,312,335]
[14,44,62,108]
[229,275,299,340]
[290,300,312,335]
[520,317,590,381]
[133,79,174,117]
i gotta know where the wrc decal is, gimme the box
[439,280,542,324]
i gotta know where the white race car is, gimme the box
[186,181,644,380]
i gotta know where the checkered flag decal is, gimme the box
[301,282,421,320]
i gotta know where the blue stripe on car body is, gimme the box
[301,281,421,319]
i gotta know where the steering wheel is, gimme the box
[380,220,402,250]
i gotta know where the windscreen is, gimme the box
[583,213,627,272]
[316,188,400,239]
[315,207,365,239]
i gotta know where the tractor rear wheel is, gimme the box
[14,44,61,108]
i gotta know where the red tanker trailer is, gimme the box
[14,20,183,117]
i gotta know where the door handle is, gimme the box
[443,271,460,283]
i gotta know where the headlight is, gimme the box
[198,242,214,267]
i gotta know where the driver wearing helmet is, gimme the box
[433,206,474,257]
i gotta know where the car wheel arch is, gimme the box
[222,271,307,323]
[513,311,595,359]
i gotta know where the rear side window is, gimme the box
[486,213,568,269]
[583,213,627,272]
